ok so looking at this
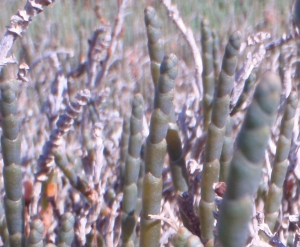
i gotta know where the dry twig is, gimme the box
[95,0,129,87]
[160,0,203,100]
[0,0,55,71]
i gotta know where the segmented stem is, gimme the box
[201,19,215,131]
[57,212,75,247]
[265,91,298,231]
[0,198,9,246]
[293,0,300,29]
[53,149,95,203]
[136,160,145,224]
[199,31,241,242]
[166,123,189,193]
[219,118,234,182]
[172,227,203,247]
[212,31,220,82]
[85,231,105,247]
[122,93,144,247]
[218,71,281,247]
[230,72,256,116]
[140,55,179,247]
[144,6,164,88]
[26,219,44,247]
[36,89,91,179]
[120,116,130,187]
[1,80,25,247]
[153,53,189,193]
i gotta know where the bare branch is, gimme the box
[160,0,203,100]
[265,21,300,51]
[231,44,266,109]
[36,89,91,180]
[94,0,128,87]
[0,0,55,71]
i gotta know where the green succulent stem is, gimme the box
[53,149,95,203]
[26,219,44,247]
[140,54,179,247]
[264,91,298,231]
[201,18,215,131]
[199,31,241,241]
[85,231,105,247]
[57,212,75,247]
[144,6,164,88]
[172,227,203,247]
[120,116,130,187]
[218,71,281,247]
[219,117,234,182]
[293,0,300,29]
[0,202,9,246]
[153,53,189,193]
[212,31,220,82]
[121,93,144,247]
[1,80,25,247]
[230,72,256,116]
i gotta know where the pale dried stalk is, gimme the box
[30,49,74,70]
[231,44,266,109]
[256,208,289,247]
[105,193,123,247]
[86,123,105,232]
[294,229,300,247]
[239,32,271,52]
[36,89,91,179]
[281,51,297,98]
[47,71,67,121]
[160,0,203,99]
[0,0,55,71]
[95,0,128,87]
[148,214,179,232]
[265,30,300,50]
[86,27,111,88]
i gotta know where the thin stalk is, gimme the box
[0,202,9,246]
[212,31,220,83]
[121,93,144,247]
[144,6,164,89]
[201,19,215,131]
[219,117,234,182]
[265,91,298,231]
[293,0,300,29]
[136,160,145,217]
[120,116,130,188]
[53,149,95,202]
[230,72,256,116]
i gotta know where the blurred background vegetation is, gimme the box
[0,0,299,246]
[0,0,293,70]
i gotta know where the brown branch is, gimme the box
[86,27,111,88]
[0,0,55,71]
[30,48,74,70]
[36,89,91,180]
[94,0,128,88]
[160,0,203,100]
[265,23,300,50]
[231,44,266,109]
[177,192,201,239]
